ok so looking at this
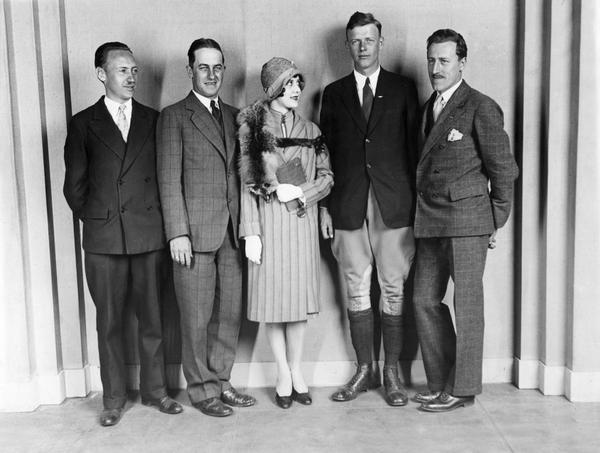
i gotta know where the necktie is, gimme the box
[281,115,288,138]
[211,100,223,130]
[117,104,128,142]
[432,94,445,123]
[362,77,374,121]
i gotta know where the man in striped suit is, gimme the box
[157,38,255,417]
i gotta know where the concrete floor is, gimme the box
[1,384,600,452]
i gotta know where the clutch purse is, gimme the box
[275,157,306,216]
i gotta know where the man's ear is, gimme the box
[186,65,193,79]
[96,67,106,83]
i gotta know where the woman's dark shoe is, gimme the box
[275,392,293,409]
[291,389,312,405]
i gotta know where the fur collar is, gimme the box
[237,101,324,200]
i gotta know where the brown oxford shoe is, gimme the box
[418,392,475,412]
[221,387,256,407]
[412,390,442,404]
[382,365,408,407]
[141,396,183,414]
[331,363,381,402]
[193,397,233,417]
[100,407,123,427]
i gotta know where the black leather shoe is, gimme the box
[419,392,475,412]
[221,387,256,407]
[412,390,442,404]
[141,396,183,414]
[383,365,408,407]
[100,408,123,427]
[331,363,381,402]
[275,392,293,409]
[291,389,312,405]
[193,397,233,417]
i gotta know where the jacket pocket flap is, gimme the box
[449,184,487,201]
[84,207,110,220]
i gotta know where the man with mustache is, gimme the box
[320,12,419,406]
[413,29,518,412]
[157,38,255,417]
[63,42,183,426]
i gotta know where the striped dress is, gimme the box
[239,107,333,323]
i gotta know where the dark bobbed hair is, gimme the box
[94,42,132,68]
[187,38,224,66]
[346,11,382,36]
[426,29,468,59]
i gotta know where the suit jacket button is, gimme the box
[366,163,372,169]
[121,207,126,213]
[118,179,123,185]
[144,177,151,183]
[365,138,371,143]
[147,206,153,211]
[433,169,440,174]
[432,193,439,198]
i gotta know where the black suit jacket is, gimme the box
[63,97,165,254]
[320,68,419,230]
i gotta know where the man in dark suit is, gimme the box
[320,12,419,406]
[413,29,519,412]
[63,42,183,426]
[156,38,255,417]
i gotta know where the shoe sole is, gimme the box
[418,399,475,413]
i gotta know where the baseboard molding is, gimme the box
[1,358,514,412]
[0,370,66,412]
[514,358,540,388]
[565,369,600,402]
[514,358,571,396]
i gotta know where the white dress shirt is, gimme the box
[354,66,381,105]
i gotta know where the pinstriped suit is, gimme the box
[157,92,241,403]
[413,81,518,396]
[239,106,333,322]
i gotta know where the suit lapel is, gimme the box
[366,68,389,132]
[339,74,367,134]
[185,92,226,161]
[121,100,153,175]
[420,81,470,162]
[89,98,126,160]
[221,102,236,168]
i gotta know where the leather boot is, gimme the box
[331,363,381,402]
[383,365,408,406]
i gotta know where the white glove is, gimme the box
[244,235,262,264]
[276,183,303,203]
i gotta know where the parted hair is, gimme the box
[427,29,468,59]
[94,42,132,68]
[346,11,382,35]
[187,38,224,66]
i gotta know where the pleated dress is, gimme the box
[239,105,333,323]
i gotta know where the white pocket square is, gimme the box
[447,129,463,142]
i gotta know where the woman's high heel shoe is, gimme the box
[291,388,312,405]
[275,392,293,409]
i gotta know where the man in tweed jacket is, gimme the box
[157,38,255,417]
[413,29,518,412]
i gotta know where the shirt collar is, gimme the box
[354,66,381,91]
[192,90,219,112]
[436,78,463,104]
[104,96,132,117]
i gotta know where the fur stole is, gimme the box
[237,101,325,200]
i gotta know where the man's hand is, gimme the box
[488,230,498,249]
[244,235,262,264]
[320,207,334,239]
[276,183,303,203]
[170,235,193,267]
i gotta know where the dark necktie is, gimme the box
[362,77,374,121]
[210,100,223,133]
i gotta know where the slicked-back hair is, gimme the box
[346,11,382,36]
[427,29,468,59]
[94,42,132,69]
[187,38,225,66]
